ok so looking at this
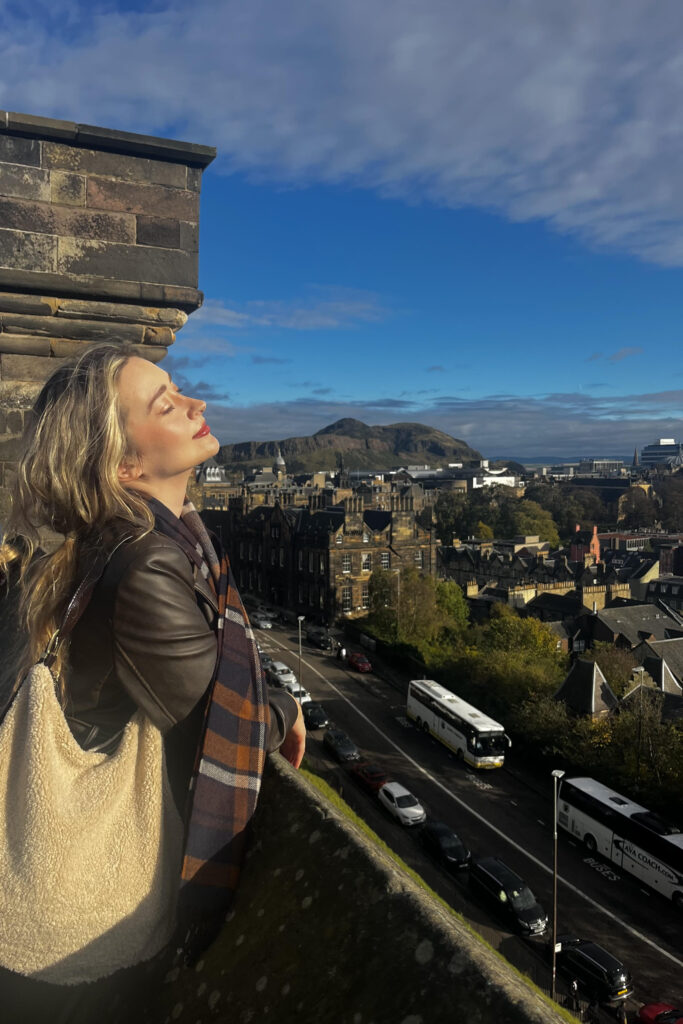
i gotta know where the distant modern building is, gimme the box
[576,458,624,475]
[640,438,683,468]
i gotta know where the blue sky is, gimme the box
[2,0,683,458]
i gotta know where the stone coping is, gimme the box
[0,111,216,168]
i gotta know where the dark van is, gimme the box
[468,856,548,936]
[306,626,334,650]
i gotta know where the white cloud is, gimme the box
[189,291,388,332]
[3,1,683,263]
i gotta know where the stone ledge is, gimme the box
[1,111,216,168]
[0,267,204,311]
[155,757,570,1024]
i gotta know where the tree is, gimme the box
[434,491,467,545]
[656,475,683,531]
[582,643,640,698]
[619,487,657,529]
[499,498,560,548]
[435,580,469,633]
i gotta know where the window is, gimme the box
[239,541,245,558]
[319,554,325,574]
[342,586,352,613]
[279,547,285,567]
[309,552,315,573]
[248,543,254,561]
[414,550,423,568]
[298,583,304,604]
[319,587,325,609]
[361,584,369,609]
[298,550,303,570]
[381,552,390,569]
[336,533,343,546]
[362,552,372,572]
[257,545,262,563]
[342,554,351,574]
[363,532,370,544]
[270,549,276,566]
[271,525,280,540]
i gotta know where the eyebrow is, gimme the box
[147,372,173,412]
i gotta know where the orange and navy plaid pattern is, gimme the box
[149,498,269,954]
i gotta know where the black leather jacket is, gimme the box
[66,527,298,809]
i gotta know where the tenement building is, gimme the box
[202,492,437,623]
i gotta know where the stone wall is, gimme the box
[0,111,215,517]
[155,756,571,1024]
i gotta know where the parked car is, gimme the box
[251,612,273,630]
[555,935,633,1003]
[347,651,372,673]
[259,653,274,670]
[377,782,427,826]
[637,1006,683,1024]
[281,681,312,705]
[302,702,329,730]
[418,820,470,872]
[266,662,297,688]
[306,627,334,650]
[347,760,388,794]
[469,857,547,936]
[323,728,361,763]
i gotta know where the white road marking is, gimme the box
[277,637,683,970]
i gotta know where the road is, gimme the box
[257,623,683,1018]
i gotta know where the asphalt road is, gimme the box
[257,623,683,1019]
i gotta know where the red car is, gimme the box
[637,1006,682,1024]
[347,761,388,794]
[347,651,372,673]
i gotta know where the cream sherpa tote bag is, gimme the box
[0,658,184,985]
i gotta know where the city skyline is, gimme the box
[2,1,683,456]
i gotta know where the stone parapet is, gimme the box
[154,757,570,1024]
[0,111,215,517]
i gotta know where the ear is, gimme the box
[118,456,142,483]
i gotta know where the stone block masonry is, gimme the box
[0,110,215,517]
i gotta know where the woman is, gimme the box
[0,344,305,1021]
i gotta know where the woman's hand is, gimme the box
[279,699,306,769]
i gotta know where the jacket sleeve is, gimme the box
[111,537,299,748]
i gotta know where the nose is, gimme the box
[188,396,206,416]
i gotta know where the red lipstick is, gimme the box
[193,423,211,439]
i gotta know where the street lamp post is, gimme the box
[551,768,565,1002]
[297,615,305,704]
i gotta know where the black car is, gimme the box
[323,728,360,763]
[468,856,548,936]
[556,935,633,1003]
[302,702,329,730]
[306,627,334,651]
[419,820,470,872]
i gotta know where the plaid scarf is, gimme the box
[147,497,269,956]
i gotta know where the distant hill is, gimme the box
[217,418,482,474]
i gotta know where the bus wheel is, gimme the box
[415,717,422,729]
[673,891,683,912]
[422,721,430,733]
[584,834,597,854]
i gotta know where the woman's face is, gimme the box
[117,357,219,490]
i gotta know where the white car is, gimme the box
[377,782,427,827]
[281,682,312,705]
[251,612,273,630]
[266,662,297,688]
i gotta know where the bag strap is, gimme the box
[42,533,133,670]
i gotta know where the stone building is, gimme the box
[0,110,215,516]
[203,491,437,622]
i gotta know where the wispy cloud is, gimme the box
[182,289,389,334]
[251,355,291,365]
[426,365,446,373]
[5,2,683,265]
[608,346,643,363]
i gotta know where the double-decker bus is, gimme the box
[406,679,509,769]
[557,776,683,908]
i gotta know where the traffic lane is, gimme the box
[303,735,555,994]
[315,675,683,1008]
[266,632,683,1005]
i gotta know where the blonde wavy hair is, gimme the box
[0,344,154,683]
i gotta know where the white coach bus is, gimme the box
[558,776,683,908]
[406,679,509,769]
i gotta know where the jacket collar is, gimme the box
[193,564,219,612]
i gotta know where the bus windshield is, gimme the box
[469,733,506,757]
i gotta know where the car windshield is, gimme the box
[471,733,506,756]
[438,834,461,850]
[396,794,418,808]
[509,886,537,911]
